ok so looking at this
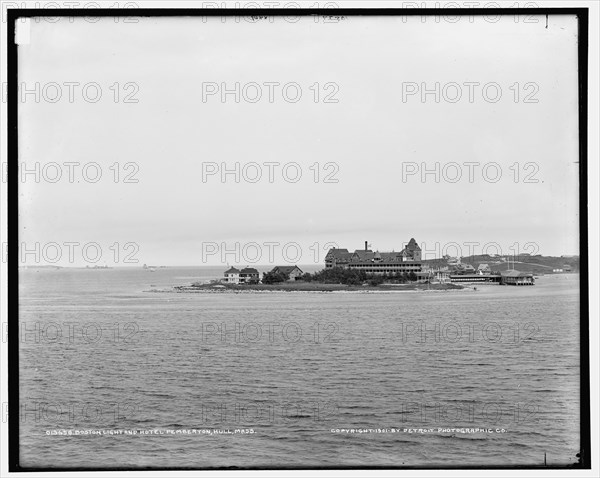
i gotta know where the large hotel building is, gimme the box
[325,238,423,274]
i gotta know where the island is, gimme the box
[170,281,464,293]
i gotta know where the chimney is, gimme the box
[365,241,368,251]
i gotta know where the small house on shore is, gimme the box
[223,266,260,284]
[269,265,304,281]
[240,267,260,284]
[223,267,240,284]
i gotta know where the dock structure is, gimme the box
[500,270,535,285]
[449,274,501,283]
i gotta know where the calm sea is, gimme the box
[17,267,580,468]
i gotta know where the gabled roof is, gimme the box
[406,238,421,251]
[380,252,404,262]
[240,267,259,274]
[326,241,421,265]
[224,267,240,274]
[272,265,303,275]
[325,248,350,260]
[352,250,374,261]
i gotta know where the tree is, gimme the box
[262,270,289,284]
[368,275,384,286]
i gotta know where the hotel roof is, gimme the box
[327,246,420,264]
[406,238,421,251]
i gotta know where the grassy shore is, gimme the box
[170,281,464,293]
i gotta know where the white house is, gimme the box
[224,266,260,284]
[223,267,240,284]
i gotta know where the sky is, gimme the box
[15,13,581,266]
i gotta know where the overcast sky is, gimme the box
[17,14,580,266]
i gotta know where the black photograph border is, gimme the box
[6,6,591,472]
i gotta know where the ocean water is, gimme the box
[17,267,580,469]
